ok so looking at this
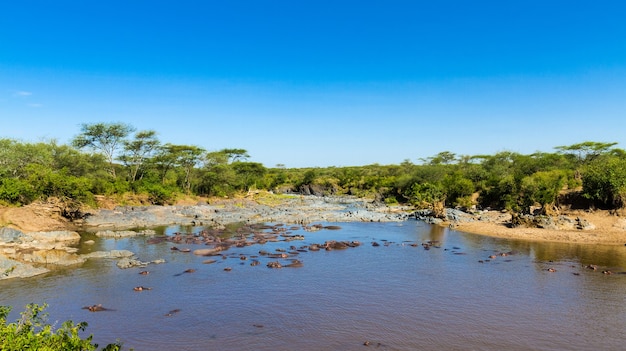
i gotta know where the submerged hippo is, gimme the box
[133,286,152,291]
[82,304,112,312]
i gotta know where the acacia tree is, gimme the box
[153,144,205,193]
[220,148,250,163]
[232,162,267,190]
[555,141,618,164]
[71,122,135,177]
[118,130,160,182]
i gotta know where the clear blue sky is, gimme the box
[2,1,625,168]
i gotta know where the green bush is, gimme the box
[0,178,36,205]
[138,183,176,205]
[406,182,445,208]
[442,173,475,207]
[583,156,626,208]
[0,303,123,351]
[520,170,567,213]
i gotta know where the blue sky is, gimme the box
[2,1,626,167]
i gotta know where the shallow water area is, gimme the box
[1,221,625,351]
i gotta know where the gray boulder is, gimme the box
[0,227,24,243]
[0,255,48,279]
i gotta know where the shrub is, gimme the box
[0,303,123,351]
[406,182,445,209]
[138,183,175,205]
[582,156,626,208]
[520,170,567,213]
[0,178,36,205]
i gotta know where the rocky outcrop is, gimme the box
[115,257,166,269]
[0,228,83,268]
[95,229,157,238]
[413,208,476,225]
[82,196,412,230]
[0,226,162,279]
[0,255,49,279]
[510,213,597,231]
[416,208,599,232]
[82,250,135,259]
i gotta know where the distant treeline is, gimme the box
[1,122,625,215]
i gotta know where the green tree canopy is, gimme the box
[72,122,135,177]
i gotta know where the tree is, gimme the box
[442,172,475,207]
[582,155,626,209]
[72,122,135,177]
[154,144,205,193]
[422,151,457,165]
[0,139,54,179]
[232,162,267,190]
[119,130,160,182]
[219,149,250,163]
[520,170,567,214]
[555,141,619,164]
[405,182,445,210]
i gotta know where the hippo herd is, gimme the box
[82,220,622,321]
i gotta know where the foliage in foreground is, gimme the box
[0,303,123,351]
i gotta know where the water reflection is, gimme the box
[456,228,626,269]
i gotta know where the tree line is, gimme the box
[1,122,625,215]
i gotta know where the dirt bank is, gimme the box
[0,201,71,232]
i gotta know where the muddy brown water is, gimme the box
[1,221,625,351]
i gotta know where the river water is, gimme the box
[1,221,625,351]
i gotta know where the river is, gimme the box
[1,221,625,350]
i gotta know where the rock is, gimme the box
[576,217,596,231]
[83,250,135,259]
[0,227,25,243]
[535,217,558,230]
[27,231,81,243]
[20,249,86,266]
[95,229,156,238]
[110,250,136,258]
[116,257,145,269]
[0,255,48,279]
[445,209,475,223]
[82,196,408,231]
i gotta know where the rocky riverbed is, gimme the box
[0,195,412,279]
[3,194,625,280]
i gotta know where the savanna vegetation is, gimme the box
[1,122,625,218]
[1,124,625,349]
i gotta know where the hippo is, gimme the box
[267,261,282,268]
[82,304,112,312]
[133,286,152,291]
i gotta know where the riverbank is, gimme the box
[451,209,626,245]
[0,194,411,279]
[2,194,626,279]
[2,195,626,245]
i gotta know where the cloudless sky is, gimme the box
[2,1,625,167]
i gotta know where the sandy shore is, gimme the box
[453,209,626,245]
